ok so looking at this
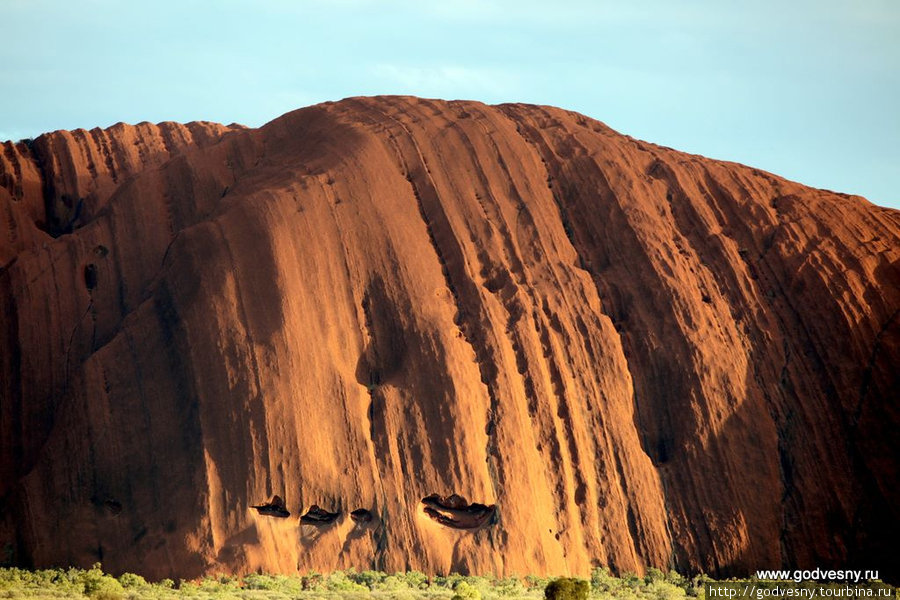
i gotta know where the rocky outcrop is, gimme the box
[0,121,241,263]
[0,96,897,581]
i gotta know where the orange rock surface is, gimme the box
[0,97,897,580]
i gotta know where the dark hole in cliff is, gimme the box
[84,264,98,290]
[45,193,84,237]
[350,508,373,524]
[93,245,109,257]
[656,437,671,464]
[300,505,340,525]
[421,494,496,530]
[251,495,290,518]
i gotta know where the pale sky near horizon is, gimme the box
[1,0,898,208]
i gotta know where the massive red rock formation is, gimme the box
[0,96,897,581]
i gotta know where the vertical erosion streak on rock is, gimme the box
[502,103,900,576]
[0,265,22,494]
[0,122,243,509]
[346,97,671,575]
[642,158,807,569]
[668,165,900,572]
[500,104,782,574]
[156,212,284,567]
[356,271,477,501]
[0,140,48,264]
[332,99,502,574]
[370,104,503,472]
[853,301,900,566]
[436,100,666,572]
[1,238,92,495]
[327,100,527,574]
[397,101,559,571]
[6,275,210,578]
[498,108,671,563]
[670,168,852,569]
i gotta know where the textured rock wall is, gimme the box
[1,97,897,581]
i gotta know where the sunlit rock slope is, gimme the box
[1,96,897,581]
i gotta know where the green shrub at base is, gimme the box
[117,571,147,589]
[453,580,483,600]
[544,577,589,600]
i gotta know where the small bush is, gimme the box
[544,577,589,600]
[591,567,616,593]
[325,570,367,592]
[301,571,325,591]
[435,573,465,590]
[645,568,666,584]
[452,580,482,600]
[402,570,429,589]
[351,569,387,589]
[117,572,147,589]
[244,572,278,590]
[78,563,125,600]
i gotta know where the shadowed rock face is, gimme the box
[0,96,898,581]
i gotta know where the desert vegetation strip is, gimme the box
[0,565,699,600]
[7,564,892,600]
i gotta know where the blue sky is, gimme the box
[2,0,898,208]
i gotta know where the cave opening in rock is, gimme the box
[300,505,340,525]
[251,495,290,518]
[350,508,374,524]
[84,264,98,290]
[421,494,496,529]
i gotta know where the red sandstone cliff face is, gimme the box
[0,97,897,581]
